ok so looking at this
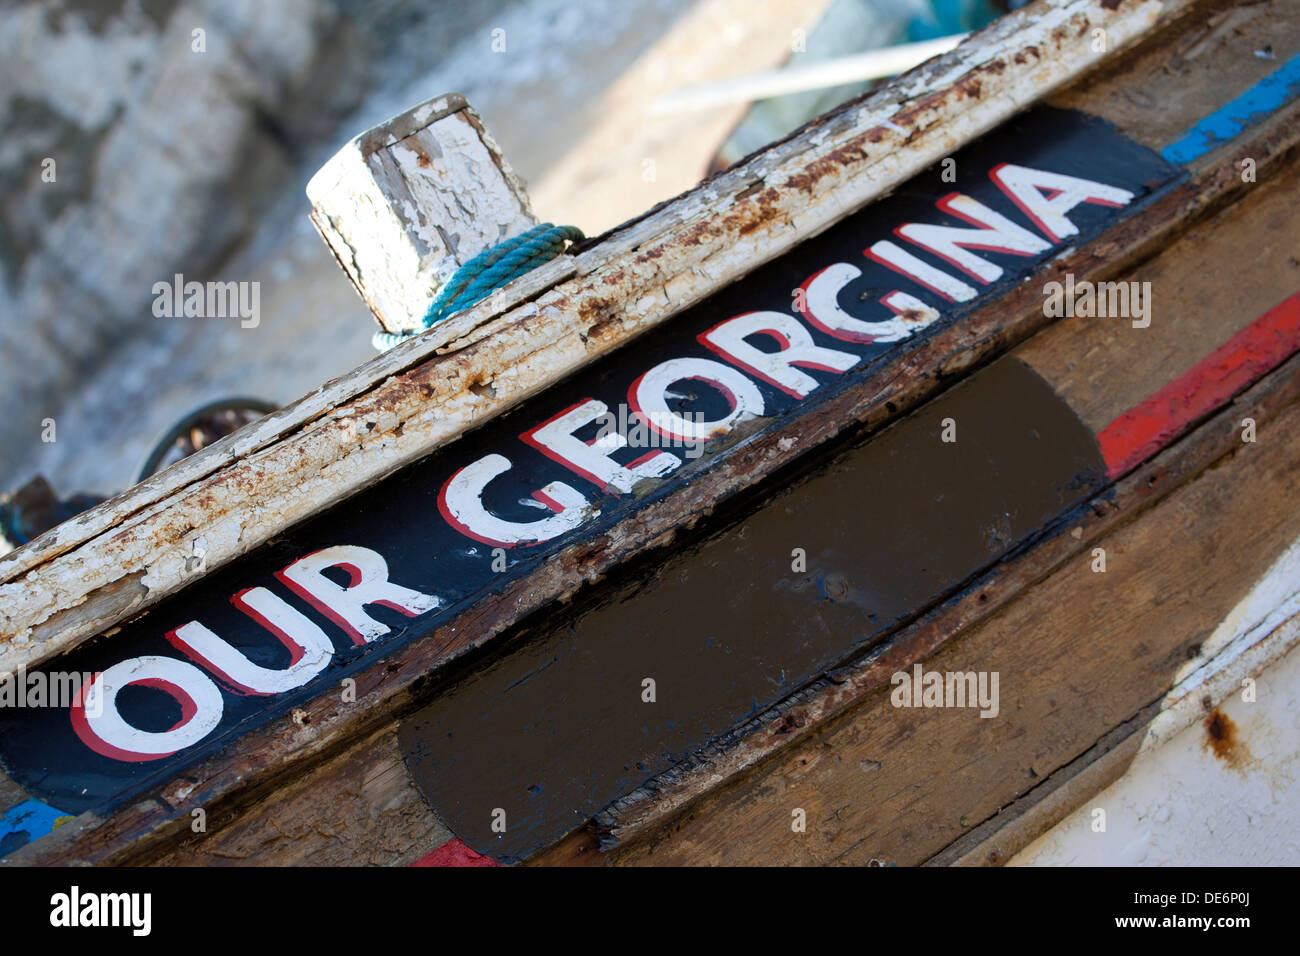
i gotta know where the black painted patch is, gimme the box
[399,357,1106,862]
[0,108,1180,818]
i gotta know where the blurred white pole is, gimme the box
[649,34,968,115]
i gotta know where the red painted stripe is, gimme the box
[411,296,1300,868]
[411,837,499,867]
[1097,292,1300,478]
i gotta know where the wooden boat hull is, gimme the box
[2,0,1298,867]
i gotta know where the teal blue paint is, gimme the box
[905,0,1009,42]
[1162,52,1300,164]
[0,798,67,855]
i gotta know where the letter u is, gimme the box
[167,587,334,695]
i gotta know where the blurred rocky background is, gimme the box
[0,0,1002,514]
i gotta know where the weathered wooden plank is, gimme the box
[935,574,1300,866]
[1051,0,1300,165]
[0,768,25,817]
[0,97,1197,861]
[596,362,1300,865]
[97,137,1300,867]
[1018,168,1300,434]
[150,728,450,867]
[0,0,1197,678]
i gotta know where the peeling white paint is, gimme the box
[1013,536,1300,866]
[0,0,1195,677]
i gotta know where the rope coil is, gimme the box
[374,223,584,351]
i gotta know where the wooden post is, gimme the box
[306,93,537,336]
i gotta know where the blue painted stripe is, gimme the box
[1163,52,1300,164]
[0,798,70,855]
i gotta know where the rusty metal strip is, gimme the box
[0,0,1195,677]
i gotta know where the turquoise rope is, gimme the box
[374,223,584,351]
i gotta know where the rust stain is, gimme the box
[770,711,808,736]
[1202,708,1253,773]
[954,74,983,99]
[577,295,620,325]
[780,133,873,194]
[567,535,611,564]
[889,62,1006,134]
[675,219,716,247]
[585,316,624,345]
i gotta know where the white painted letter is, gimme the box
[895,193,1049,284]
[798,263,940,344]
[277,545,439,645]
[72,656,224,761]
[629,357,765,444]
[867,241,978,302]
[439,454,591,549]
[700,311,858,398]
[167,587,335,695]
[522,399,679,494]
[990,163,1134,243]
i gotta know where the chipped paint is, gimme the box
[1,0,1193,691]
[1011,537,1300,865]
[0,108,1176,821]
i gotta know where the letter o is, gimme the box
[629,357,765,443]
[72,656,224,762]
